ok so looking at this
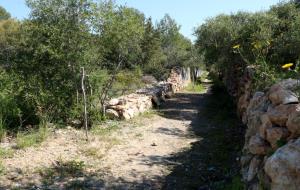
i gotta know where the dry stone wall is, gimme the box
[105,67,191,120]
[235,67,300,190]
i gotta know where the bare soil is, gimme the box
[0,86,244,190]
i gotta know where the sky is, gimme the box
[0,0,281,40]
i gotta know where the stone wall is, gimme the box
[105,67,191,120]
[235,67,300,190]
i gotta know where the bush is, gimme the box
[195,1,300,90]
[15,126,49,149]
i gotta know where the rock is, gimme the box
[267,104,298,126]
[244,93,269,125]
[259,114,273,139]
[70,119,82,127]
[142,75,158,84]
[277,79,300,91]
[245,111,264,141]
[247,156,262,182]
[264,138,300,190]
[238,92,250,117]
[269,88,298,106]
[266,127,290,149]
[287,105,300,137]
[249,135,271,155]
[165,91,173,99]
[108,98,120,106]
[121,112,131,120]
[152,95,161,107]
[106,109,119,120]
[241,154,253,167]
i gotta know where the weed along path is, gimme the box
[0,85,244,190]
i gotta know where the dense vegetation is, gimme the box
[0,0,201,138]
[195,0,300,91]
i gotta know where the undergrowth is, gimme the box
[185,83,205,93]
[203,81,245,189]
[15,126,49,149]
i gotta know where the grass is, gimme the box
[0,119,7,141]
[0,161,4,175]
[201,81,244,189]
[39,159,86,186]
[184,83,205,93]
[220,175,245,190]
[15,126,49,149]
[0,147,14,159]
[91,121,120,136]
[81,147,105,159]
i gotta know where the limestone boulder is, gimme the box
[259,114,273,139]
[277,79,300,91]
[264,138,300,190]
[287,105,300,137]
[267,104,298,126]
[247,156,263,182]
[249,134,271,155]
[245,111,264,141]
[266,127,290,149]
[106,109,119,120]
[141,75,158,84]
[244,92,269,124]
[108,98,120,106]
[269,88,298,106]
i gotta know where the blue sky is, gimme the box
[0,0,280,40]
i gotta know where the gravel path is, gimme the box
[0,86,243,189]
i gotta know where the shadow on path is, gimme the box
[158,86,245,190]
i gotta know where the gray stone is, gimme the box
[249,134,271,155]
[259,114,273,139]
[108,98,120,106]
[264,138,300,190]
[267,104,298,126]
[106,109,119,120]
[269,88,298,106]
[287,105,300,137]
[247,156,262,182]
[266,127,290,149]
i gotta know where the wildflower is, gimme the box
[281,63,294,69]
[233,44,240,49]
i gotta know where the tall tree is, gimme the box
[0,6,11,20]
[13,0,95,120]
[157,14,192,68]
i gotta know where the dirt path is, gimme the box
[0,86,244,190]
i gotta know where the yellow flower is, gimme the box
[281,63,294,69]
[233,44,240,49]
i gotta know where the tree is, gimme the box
[157,14,192,69]
[0,6,11,20]
[140,18,166,79]
[12,0,96,121]
[94,1,146,69]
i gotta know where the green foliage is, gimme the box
[0,6,11,20]
[39,159,85,185]
[0,0,198,135]
[0,161,4,175]
[15,126,49,149]
[0,147,14,159]
[157,14,192,69]
[91,121,120,136]
[195,1,300,90]
[185,83,205,93]
[276,138,288,148]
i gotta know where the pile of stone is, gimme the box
[105,68,191,120]
[238,78,300,190]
